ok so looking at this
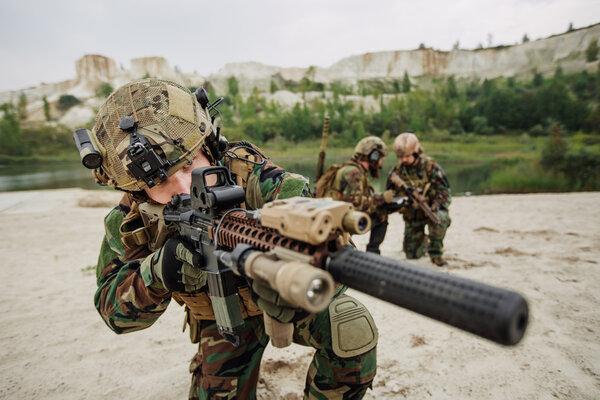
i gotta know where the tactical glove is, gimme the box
[250,279,303,324]
[382,189,395,203]
[150,238,206,292]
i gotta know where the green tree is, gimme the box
[585,39,599,62]
[0,103,25,155]
[42,96,51,121]
[402,71,411,93]
[227,76,239,96]
[446,76,458,98]
[522,34,530,43]
[448,118,464,135]
[96,82,114,98]
[57,94,81,111]
[471,116,493,135]
[17,92,27,121]
[554,66,564,80]
[270,80,278,94]
[561,148,600,190]
[540,124,567,171]
[532,73,544,87]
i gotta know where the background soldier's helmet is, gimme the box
[87,79,211,192]
[393,132,423,157]
[353,136,388,163]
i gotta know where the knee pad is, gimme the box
[329,296,378,358]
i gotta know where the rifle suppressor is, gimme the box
[326,248,528,346]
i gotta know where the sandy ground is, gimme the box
[0,189,598,399]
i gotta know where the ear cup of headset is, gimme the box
[369,150,381,164]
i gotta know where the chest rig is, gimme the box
[394,156,436,201]
[119,144,268,342]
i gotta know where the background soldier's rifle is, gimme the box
[390,172,441,225]
[383,196,409,213]
[314,116,330,184]
[141,166,529,349]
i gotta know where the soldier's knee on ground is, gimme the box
[403,236,427,259]
[300,295,378,398]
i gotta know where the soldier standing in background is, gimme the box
[76,79,378,399]
[386,132,452,266]
[316,136,395,254]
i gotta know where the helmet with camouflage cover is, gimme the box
[86,79,212,192]
[393,132,423,158]
[353,136,388,163]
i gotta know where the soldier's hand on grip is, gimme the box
[152,238,206,292]
[250,279,302,324]
[383,189,395,203]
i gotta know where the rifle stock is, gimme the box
[148,166,528,348]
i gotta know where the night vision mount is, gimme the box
[194,87,228,161]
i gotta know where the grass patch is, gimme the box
[482,161,571,193]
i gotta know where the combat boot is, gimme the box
[430,256,448,267]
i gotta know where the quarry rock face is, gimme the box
[75,54,119,83]
[1,24,599,127]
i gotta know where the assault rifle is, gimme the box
[383,196,409,213]
[389,171,441,225]
[314,116,330,183]
[140,166,528,349]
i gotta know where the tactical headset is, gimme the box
[368,149,382,164]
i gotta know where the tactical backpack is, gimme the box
[315,164,343,198]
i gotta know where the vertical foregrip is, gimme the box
[325,248,528,345]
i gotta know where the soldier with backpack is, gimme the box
[315,136,395,254]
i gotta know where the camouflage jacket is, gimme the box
[386,155,451,210]
[94,148,310,334]
[321,159,387,216]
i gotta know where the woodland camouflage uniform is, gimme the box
[387,155,451,260]
[92,80,377,400]
[316,136,391,254]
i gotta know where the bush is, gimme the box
[96,82,114,98]
[227,76,239,96]
[585,39,599,62]
[471,116,493,135]
[0,103,27,155]
[540,125,567,170]
[560,148,600,189]
[448,119,464,135]
[57,94,81,111]
[20,123,73,155]
[529,124,546,137]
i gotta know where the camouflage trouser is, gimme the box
[403,209,451,259]
[189,295,377,400]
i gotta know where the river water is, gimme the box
[0,159,492,195]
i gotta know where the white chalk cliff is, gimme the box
[1,23,598,127]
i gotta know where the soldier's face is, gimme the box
[400,154,416,165]
[145,151,215,204]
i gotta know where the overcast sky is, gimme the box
[0,0,599,92]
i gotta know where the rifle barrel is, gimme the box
[326,248,528,346]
